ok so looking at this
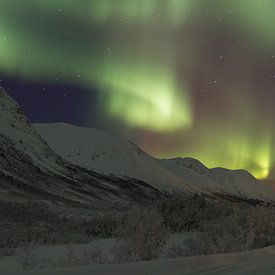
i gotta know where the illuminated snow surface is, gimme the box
[0,235,275,275]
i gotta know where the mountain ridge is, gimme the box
[0,88,162,213]
[1,87,274,208]
[34,122,275,202]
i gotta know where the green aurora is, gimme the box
[0,0,275,179]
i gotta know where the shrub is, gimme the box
[82,214,121,238]
[167,205,275,258]
[64,244,81,267]
[49,244,106,268]
[0,247,15,258]
[0,201,108,249]
[112,208,169,263]
[165,243,186,258]
[16,241,39,270]
[158,194,235,232]
[82,245,106,265]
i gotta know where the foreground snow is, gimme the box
[23,250,275,275]
[1,235,275,275]
[3,247,275,275]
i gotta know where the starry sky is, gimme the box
[0,0,275,180]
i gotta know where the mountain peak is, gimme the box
[0,87,30,126]
[169,157,208,174]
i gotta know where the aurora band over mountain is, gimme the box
[0,0,275,179]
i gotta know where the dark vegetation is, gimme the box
[162,195,275,258]
[0,193,275,261]
[0,201,96,249]
[166,204,275,258]
[158,193,236,232]
[112,208,169,262]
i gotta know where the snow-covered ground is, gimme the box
[1,235,274,275]
[0,233,195,273]
[26,251,275,275]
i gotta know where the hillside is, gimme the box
[0,88,161,212]
[35,123,275,202]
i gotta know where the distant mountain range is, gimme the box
[34,123,275,202]
[1,87,275,211]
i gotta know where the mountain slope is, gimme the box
[34,123,204,193]
[0,88,161,209]
[34,123,275,202]
[160,157,274,202]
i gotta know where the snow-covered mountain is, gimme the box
[34,123,275,202]
[161,157,274,202]
[1,86,274,205]
[0,88,161,209]
[34,123,209,194]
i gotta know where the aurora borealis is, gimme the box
[0,0,275,180]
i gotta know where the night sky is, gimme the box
[0,0,275,180]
